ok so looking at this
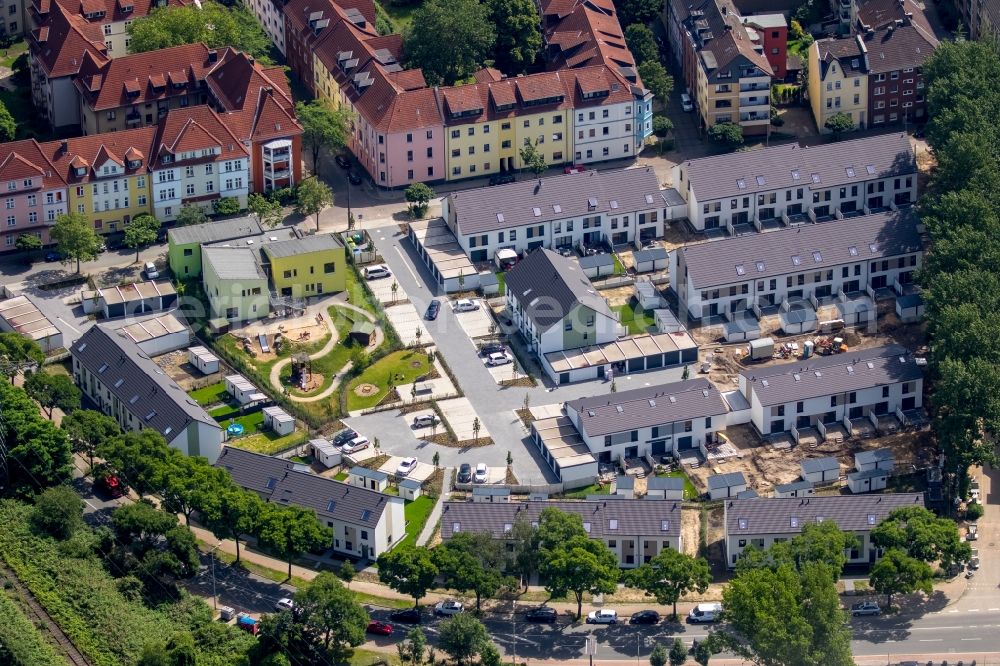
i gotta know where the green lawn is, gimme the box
[334,471,349,481]
[279,306,362,397]
[612,255,626,275]
[614,298,656,335]
[397,495,435,550]
[345,350,432,411]
[0,39,28,69]
[495,271,506,296]
[345,267,383,320]
[561,483,610,499]
[658,469,698,500]
[188,381,229,406]
[376,0,419,30]
[214,408,266,434]
[213,407,307,454]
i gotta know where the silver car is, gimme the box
[850,601,881,617]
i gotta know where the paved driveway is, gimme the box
[366,275,402,304]
[378,455,435,482]
[438,397,491,442]
[452,303,495,338]
[385,303,429,346]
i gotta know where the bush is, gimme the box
[966,502,984,521]
[652,115,673,137]
[213,197,241,216]
[268,187,296,206]
[0,589,65,666]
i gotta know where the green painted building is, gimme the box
[167,217,263,279]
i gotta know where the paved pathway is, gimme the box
[416,467,452,547]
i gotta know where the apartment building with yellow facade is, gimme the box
[809,35,870,132]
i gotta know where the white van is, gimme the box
[687,603,722,624]
[144,261,159,279]
[364,264,391,280]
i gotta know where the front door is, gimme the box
[625,446,638,458]
[597,365,605,378]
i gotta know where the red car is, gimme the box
[366,621,393,636]
[564,164,586,174]
[96,473,125,498]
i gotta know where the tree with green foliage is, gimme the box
[15,233,42,254]
[0,380,73,495]
[213,197,241,216]
[626,548,711,619]
[124,213,161,263]
[489,0,541,73]
[0,332,44,382]
[338,560,356,586]
[0,99,15,142]
[616,0,661,27]
[649,644,668,666]
[736,519,859,579]
[127,1,272,63]
[176,204,208,227]
[870,548,933,608]
[158,452,232,527]
[519,140,547,175]
[871,505,971,571]
[437,613,490,666]
[824,111,855,138]
[97,430,174,498]
[541,534,619,619]
[377,545,439,607]
[295,177,333,231]
[508,513,540,589]
[30,485,83,539]
[137,632,198,666]
[252,609,321,665]
[247,192,284,229]
[404,0,496,86]
[256,504,333,580]
[61,409,120,472]
[24,370,81,417]
[434,531,511,611]
[707,122,744,150]
[112,500,177,554]
[652,115,673,137]
[625,24,659,65]
[404,182,435,219]
[402,627,427,664]
[199,485,262,563]
[638,60,673,103]
[295,101,352,177]
[669,638,687,666]
[967,502,984,521]
[50,212,100,273]
[293,573,369,660]
[721,562,853,666]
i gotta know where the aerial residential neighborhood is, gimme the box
[0,0,993,660]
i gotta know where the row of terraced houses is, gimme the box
[278,0,655,188]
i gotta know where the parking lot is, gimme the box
[378,455,436,482]
[437,397,492,443]
[385,303,430,346]
[452,301,496,339]
[484,352,527,384]
[365,272,403,305]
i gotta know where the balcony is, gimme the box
[739,82,769,92]
[739,96,769,109]
[266,169,291,179]
[263,148,291,161]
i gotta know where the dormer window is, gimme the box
[75,167,87,177]
[128,160,141,169]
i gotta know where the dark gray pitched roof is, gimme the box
[216,446,294,495]
[726,493,924,535]
[168,216,262,246]
[440,499,682,540]
[616,475,635,490]
[72,326,218,440]
[801,457,839,474]
[505,248,614,332]
[578,254,615,269]
[681,209,922,288]
[776,480,814,493]
[680,133,914,203]
[351,466,388,482]
[849,468,889,481]
[743,345,922,407]
[399,478,422,489]
[567,378,727,437]
[708,471,746,490]
[449,167,663,236]
[633,247,668,263]
[856,448,894,466]
[263,233,344,259]
[472,487,511,496]
[647,476,685,491]
[736,489,760,499]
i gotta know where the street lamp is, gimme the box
[208,542,222,611]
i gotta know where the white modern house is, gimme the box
[724,492,925,567]
[671,209,923,321]
[441,167,680,261]
[738,345,924,438]
[564,378,729,465]
[671,133,917,232]
[71,325,223,463]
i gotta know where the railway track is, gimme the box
[0,562,92,666]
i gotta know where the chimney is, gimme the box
[60,139,68,152]
[208,49,218,63]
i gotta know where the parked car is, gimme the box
[524,606,558,623]
[366,621,393,635]
[275,598,295,612]
[333,428,358,446]
[457,463,472,484]
[478,343,506,356]
[687,603,722,624]
[586,609,618,624]
[434,600,464,616]
[396,457,418,477]
[968,523,979,541]
[489,173,516,186]
[390,608,423,624]
[95,473,126,499]
[335,154,352,169]
[473,463,488,483]
[681,93,694,112]
[144,261,159,279]
[412,413,439,428]
[564,164,586,174]
[486,352,511,367]
[629,610,660,625]
[348,171,363,185]
[452,298,479,312]
[364,264,392,280]
[44,250,62,262]
[342,436,370,454]
[424,299,441,320]
[850,601,882,617]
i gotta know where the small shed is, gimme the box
[801,457,840,484]
[723,313,762,343]
[746,337,775,361]
[773,479,815,498]
[635,281,665,310]
[579,253,615,278]
[399,477,423,501]
[472,486,510,503]
[654,308,683,334]
[478,271,500,296]
[614,475,635,499]
[779,301,817,335]
[855,448,895,473]
[349,320,376,346]
[308,439,341,468]
[847,468,888,493]
[736,488,759,499]
[633,247,669,273]
[262,406,295,435]
[349,466,389,492]
[645,476,685,500]
[188,346,220,374]
[225,374,267,405]
[707,471,747,500]
[895,293,924,324]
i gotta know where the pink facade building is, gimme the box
[0,139,68,251]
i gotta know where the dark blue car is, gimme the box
[424,299,441,320]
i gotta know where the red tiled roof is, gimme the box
[153,106,247,166]
[75,43,211,110]
[441,85,485,115]
[539,0,636,75]
[0,141,62,189]
[515,71,564,103]
[29,1,107,78]
[473,67,504,83]
[79,0,105,15]
[54,0,190,23]
[206,49,303,144]
[350,65,443,132]
[390,69,427,91]
[40,126,157,184]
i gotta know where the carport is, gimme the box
[530,415,598,487]
[542,331,699,384]
[408,218,479,293]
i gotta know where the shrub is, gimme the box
[966,502,984,521]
